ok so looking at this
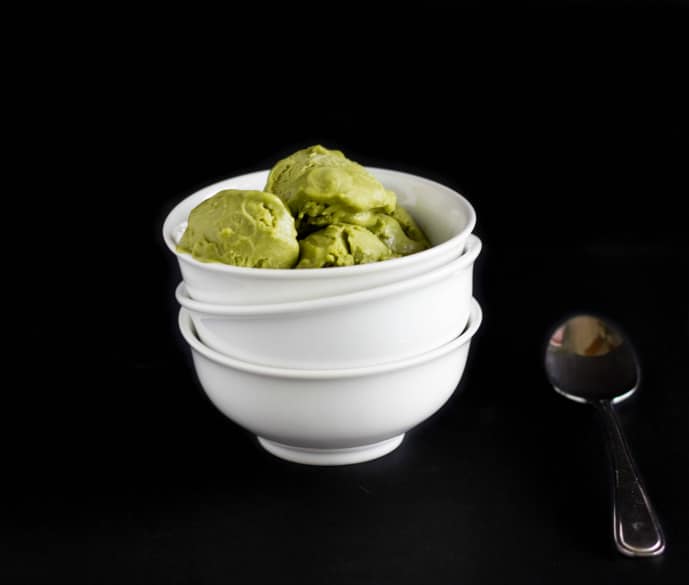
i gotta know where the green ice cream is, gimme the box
[369,207,431,256]
[295,208,430,269]
[297,224,394,268]
[177,189,299,268]
[264,144,430,268]
[265,145,397,233]
[176,146,431,270]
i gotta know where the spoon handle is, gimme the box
[596,401,665,557]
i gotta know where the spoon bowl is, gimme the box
[545,315,639,404]
[545,314,665,557]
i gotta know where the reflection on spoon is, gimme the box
[550,315,622,356]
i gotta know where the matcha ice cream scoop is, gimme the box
[265,145,397,232]
[297,224,394,268]
[177,189,299,268]
[369,207,431,256]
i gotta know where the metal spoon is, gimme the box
[545,315,665,557]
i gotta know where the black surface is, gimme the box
[5,2,688,584]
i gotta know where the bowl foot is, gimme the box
[257,434,405,466]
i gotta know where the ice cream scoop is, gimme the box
[177,189,299,268]
[369,207,430,256]
[297,223,394,268]
[265,145,397,233]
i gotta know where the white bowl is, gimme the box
[176,234,481,369]
[163,168,476,304]
[178,298,482,465]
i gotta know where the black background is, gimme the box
[5,2,688,584]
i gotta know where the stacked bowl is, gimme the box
[164,168,483,465]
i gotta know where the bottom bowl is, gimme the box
[178,298,482,465]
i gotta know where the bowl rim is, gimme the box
[176,234,481,315]
[162,167,477,279]
[178,297,482,379]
